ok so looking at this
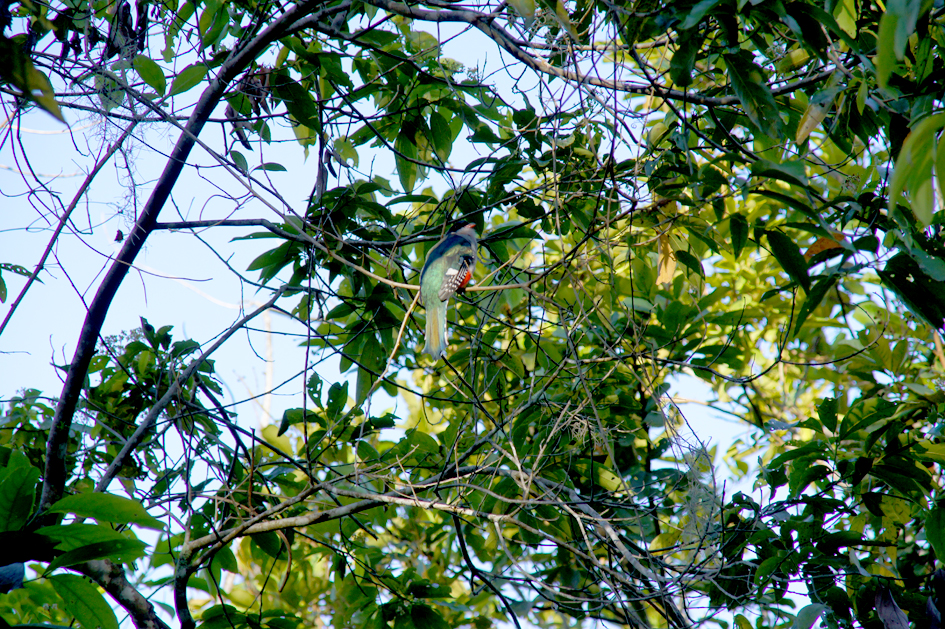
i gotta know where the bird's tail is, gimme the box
[424,299,449,359]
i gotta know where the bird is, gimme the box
[420,224,478,359]
[0,563,24,594]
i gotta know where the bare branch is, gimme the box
[38,1,352,517]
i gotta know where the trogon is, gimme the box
[420,224,478,359]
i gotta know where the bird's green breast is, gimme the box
[421,255,453,304]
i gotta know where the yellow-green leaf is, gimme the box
[888,113,945,228]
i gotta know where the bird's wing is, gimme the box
[438,256,473,302]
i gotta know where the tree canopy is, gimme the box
[2,0,945,628]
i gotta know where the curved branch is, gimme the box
[0,120,138,338]
[38,1,352,517]
[94,286,287,494]
[363,0,854,106]
[181,465,488,554]
[451,513,523,629]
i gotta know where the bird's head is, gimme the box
[456,224,478,240]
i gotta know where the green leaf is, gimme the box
[171,339,201,358]
[793,274,837,334]
[817,397,838,433]
[0,261,26,276]
[133,55,166,96]
[46,539,149,572]
[334,137,359,167]
[49,574,120,629]
[37,523,139,550]
[888,113,945,228]
[729,213,748,258]
[875,0,922,88]
[765,230,810,292]
[318,52,354,91]
[724,50,781,137]
[680,0,724,29]
[876,23,896,87]
[300,376,322,415]
[394,133,419,193]
[409,605,450,629]
[211,546,238,572]
[253,162,287,172]
[927,505,945,562]
[246,241,292,272]
[168,63,208,97]
[429,110,452,162]
[734,615,755,629]
[751,159,809,188]
[937,131,945,212]
[47,492,164,531]
[272,74,321,129]
[246,240,298,284]
[793,604,826,629]
[878,253,945,329]
[326,382,348,421]
[365,413,397,433]
[356,366,374,405]
[838,397,896,441]
[354,29,399,47]
[0,451,40,532]
[199,0,226,48]
[670,30,703,87]
[201,605,248,629]
[675,250,704,279]
[277,407,318,436]
[752,189,817,221]
[573,460,623,492]
[230,149,248,174]
[0,36,65,122]
[251,531,285,559]
[789,464,831,497]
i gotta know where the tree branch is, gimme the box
[0,120,138,338]
[181,465,487,554]
[79,560,171,629]
[38,1,351,517]
[363,0,854,106]
[94,286,287,494]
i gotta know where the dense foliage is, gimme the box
[2,0,945,628]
